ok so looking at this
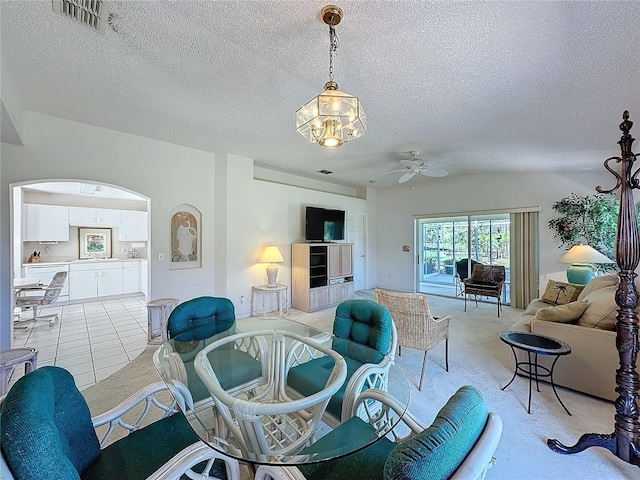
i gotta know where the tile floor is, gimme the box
[10,295,149,391]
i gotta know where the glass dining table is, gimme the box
[153,317,409,465]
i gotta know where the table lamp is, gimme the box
[260,246,285,287]
[558,244,615,285]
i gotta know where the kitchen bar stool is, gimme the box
[147,298,179,344]
[0,347,38,395]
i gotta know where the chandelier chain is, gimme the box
[328,24,339,83]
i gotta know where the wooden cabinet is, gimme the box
[69,261,123,300]
[292,243,354,312]
[119,210,148,241]
[23,204,69,241]
[69,207,120,227]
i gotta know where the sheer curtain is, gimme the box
[510,211,539,308]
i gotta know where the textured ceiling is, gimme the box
[2,1,639,188]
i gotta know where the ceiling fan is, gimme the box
[390,150,448,184]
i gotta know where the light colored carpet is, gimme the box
[82,293,639,479]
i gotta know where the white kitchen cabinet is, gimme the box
[23,204,70,241]
[69,261,123,300]
[119,210,148,241]
[69,207,121,227]
[122,261,141,294]
[140,260,148,296]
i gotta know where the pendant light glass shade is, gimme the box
[296,5,366,148]
[296,82,367,148]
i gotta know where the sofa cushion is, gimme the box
[540,280,584,305]
[577,286,618,330]
[533,300,588,323]
[577,274,619,301]
[523,299,550,317]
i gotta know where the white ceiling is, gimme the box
[2,1,639,189]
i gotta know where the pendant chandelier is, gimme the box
[296,5,366,149]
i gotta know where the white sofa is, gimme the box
[510,275,620,401]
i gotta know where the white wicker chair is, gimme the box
[254,386,502,480]
[0,366,240,480]
[375,289,451,390]
[194,330,347,462]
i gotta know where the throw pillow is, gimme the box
[533,300,588,323]
[577,285,618,330]
[577,274,619,301]
[540,280,585,305]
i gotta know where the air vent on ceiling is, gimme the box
[52,0,110,34]
[317,170,333,175]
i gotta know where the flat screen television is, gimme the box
[305,206,345,242]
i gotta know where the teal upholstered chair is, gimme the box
[287,299,397,427]
[255,385,502,480]
[0,366,240,480]
[155,296,264,412]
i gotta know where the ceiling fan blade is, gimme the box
[383,168,408,175]
[420,167,448,178]
[399,171,416,183]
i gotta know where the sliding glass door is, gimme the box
[416,213,511,302]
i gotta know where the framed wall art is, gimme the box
[79,228,112,259]
[170,204,202,270]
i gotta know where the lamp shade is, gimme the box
[260,246,284,264]
[558,245,614,264]
[558,244,614,285]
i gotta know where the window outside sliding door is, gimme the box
[417,213,511,303]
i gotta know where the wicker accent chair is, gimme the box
[286,299,397,428]
[0,366,240,480]
[455,259,481,296]
[254,385,502,480]
[375,289,451,391]
[14,271,67,326]
[463,265,506,317]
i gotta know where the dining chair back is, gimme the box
[287,299,397,427]
[375,289,451,390]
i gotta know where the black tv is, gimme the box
[305,206,345,242]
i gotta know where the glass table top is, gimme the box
[153,317,409,465]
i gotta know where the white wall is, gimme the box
[0,112,375,347]
[374,171,621,293]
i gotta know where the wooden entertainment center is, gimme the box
[291,243,354,312]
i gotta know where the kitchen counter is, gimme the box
[23,258,147,267]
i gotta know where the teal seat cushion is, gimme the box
[0,366,100,480]
[183,348,263,401]
[383,385,488,480]
[287,355,363,418]
[81,413,228,480]
[298,417,396,480]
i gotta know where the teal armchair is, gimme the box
[255,385,502,480]
[287,299,397,427]
[0,366,240,480]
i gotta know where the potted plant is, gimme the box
[548,193,618,266]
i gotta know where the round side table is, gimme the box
[500,330,572,415]
[147,298,179,345]
[0,347,38,395]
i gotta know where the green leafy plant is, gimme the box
[548,193,618,261]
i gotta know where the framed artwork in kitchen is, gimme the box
[79,228,112,259]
